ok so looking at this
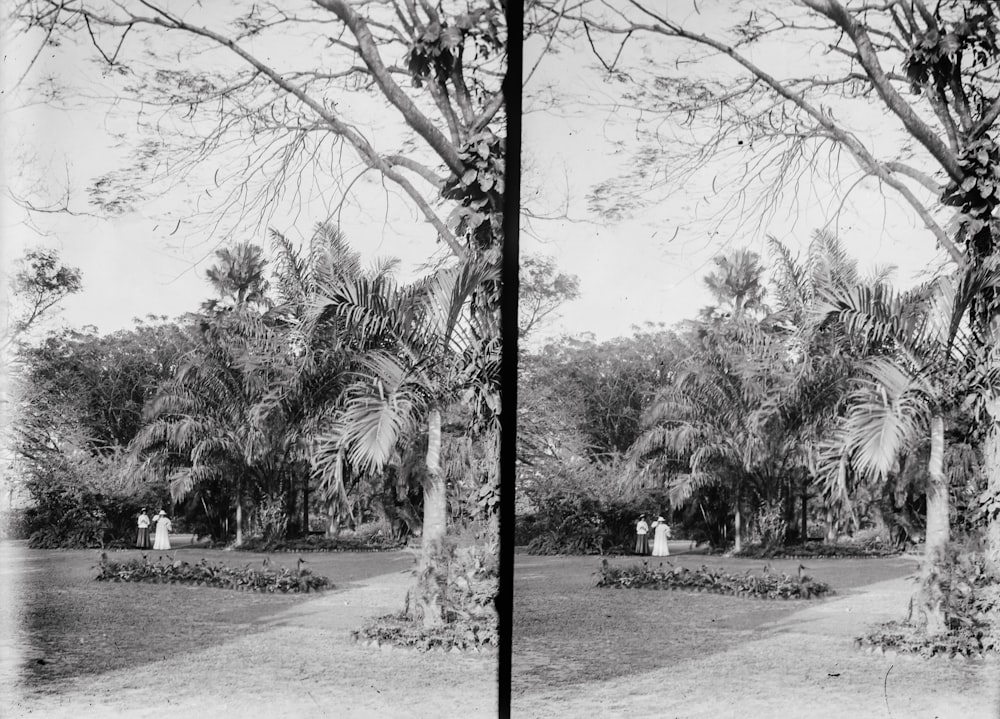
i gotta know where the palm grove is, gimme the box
[7,0,507,633]
[518,0,1000,653]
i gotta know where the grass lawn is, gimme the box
[512,546,998,718]
[2,538,497,718]
[1,539,413,688]
[513,546,918,692]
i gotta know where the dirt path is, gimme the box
[512,574,1000,719]
[2,568,498,719]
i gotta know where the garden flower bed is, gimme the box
[95,553,333,593]
[236,534,405,553]
[736,541,903,560]
[595,559,833,599]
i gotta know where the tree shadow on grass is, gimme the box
[7,546,410,690]
[511,553,919,693]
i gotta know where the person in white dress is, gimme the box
[651,516,671,556]
[152,510,172,550]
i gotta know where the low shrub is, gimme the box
[22,453,169,549]
[736,540,903,559]
[858,620,999,659]
[237,532,405,553]
[1,509,32,540]
[525,526,604,555]
[95,553,333,593]
[594,559,833,599]
[354,613,497,652]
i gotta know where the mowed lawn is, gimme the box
[512,545,922,694]
[1,538,414,689]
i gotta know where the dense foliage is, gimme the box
[95,553,332,593]
[520,234,999,654]
[595,559,833,600]
[13,320,184,547]
[516,460,679,554]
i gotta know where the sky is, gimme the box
[519,1,951,346]
[2,1,952,346]
[1,3,455,338]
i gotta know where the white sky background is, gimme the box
[520,0,953,345]
[1,1,956,344]
[1,2,453,337]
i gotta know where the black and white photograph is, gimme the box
[4,1,1000,718]
[2,2,503,716]
[513,1,999,717]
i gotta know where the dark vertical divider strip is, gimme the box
[498,0,523,716]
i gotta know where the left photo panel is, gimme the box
[1,2,505,717]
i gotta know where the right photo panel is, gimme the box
[514,1,1000,716]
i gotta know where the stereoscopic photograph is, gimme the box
[3,1,1000,718]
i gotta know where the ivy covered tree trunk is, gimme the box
[483,424,501,559]
[410,406,448,629]
[912,414,949,636]
[984,417,1000,577]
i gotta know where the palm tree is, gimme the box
[202,242,270,312]
[131,241,293,545]
[310,254,500,628]
[263,223,395,535]
[702,248,769,318]
[817,260,1000,634]
[768,231,872,542]
[627,316,792,552]
[129,306,286,544]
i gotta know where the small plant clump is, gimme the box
[857,621,999,660]
[736,540,903,560]
[858,549,1000,659]
[95,553,333,593]
[353,545,499,652]
[595,559,833,600]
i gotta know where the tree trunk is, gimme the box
[235,476,244,546]
[733,483,742,553]
[484,424,501,560]
[912,414,949,636]
[925,415,950,555]
[283,470,297,538]
[801,477,808,542]
[824,499,837,544]
[409,406,448,629]
[302,469,310,535]
[784,476,795,539]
